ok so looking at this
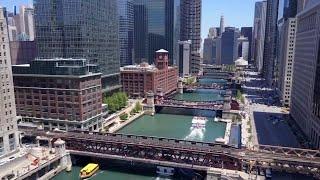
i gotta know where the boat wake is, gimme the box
[184,128,205,141]
[184,116,207,141]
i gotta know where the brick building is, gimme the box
[12,58,104,131]
[121,49,178,97]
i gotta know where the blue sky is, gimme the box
[2,0,257,40]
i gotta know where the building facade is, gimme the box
[12,59,104,132]
[237,36,249,61]
[118,0,134,66]
[180,0,201,75]
[178,40,191,76]
[291,1,320,148]
[203,37,217,64]
[0,7,20,157]
[34,0,120,91]
[276,0,297,107]
[221,27,239,65]
[19,6,34,41]
[240,27,253,62]
[253,1,267,72]
[133,0,181,65]
[121,49,178,97]
[262,0,279,86]
[9,41,36,65]
[277,18,296,107]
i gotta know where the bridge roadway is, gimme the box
[156,100,224,111]
[27,130,320,177]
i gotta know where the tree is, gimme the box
[119,113,128,120]
[104,92,129,113]
[134,102,142,112]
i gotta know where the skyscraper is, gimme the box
[208,27,219,38]
[221,27,239,65]
[240,27,253,62]
[181,0,201,52]
[277,18,296,107]
[133,0,181,65]
[178,40,191,76]
[34,0,120,91]
[253,1,267,72]
[237,36,249,61]
[203,37,217,64]
[180,0,202,74]
[262,0,279,86]
[220,15,225,36]
[276,0,297,107]
[19,5,34,41]
[291,0,320,149]
[118,0,134,66]
[0,7,20,157]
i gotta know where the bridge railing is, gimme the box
[254,144,320,159]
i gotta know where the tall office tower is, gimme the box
[118,0,134,66]
[215,37,222,65]
[291,1,320,149]
[219,15,225,36]
[262,0,279,86]
[237,36,249,61]
[253,1,267,72]
[178,40,191,76]
[208,27,219,38]
[203,37,217,64]
[277,18,296,107]
[19,6,34,41]
[240,27,253,62]
[133,0,181,65]
[0,7,20,157]
[276,0,297,106]
[34,0,120,91]
[181,0,201,52]
[180,0,202,75]
[221,27,239,65]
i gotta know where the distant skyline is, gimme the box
[2,0,257,43]
[201,0,257,40]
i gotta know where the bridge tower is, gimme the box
[223,90,232,111]
[145,91,155,115]
[178,78,183,94]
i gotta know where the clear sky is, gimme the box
[2,0,257,41]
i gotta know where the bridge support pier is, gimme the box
[145,91,155,115]
[178,79,183,94]
[54,139,72,172]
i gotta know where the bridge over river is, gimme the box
[25,130,320,178]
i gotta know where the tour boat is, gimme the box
[79,163,99,179]
[191,116,207,129]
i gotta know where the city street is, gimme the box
[243,69,300,148]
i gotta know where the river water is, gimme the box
[118,114,226,142]
[53,166,155,180]
[173,89,225,102]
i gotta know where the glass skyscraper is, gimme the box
[118,0,134,66]
[221,27,239,65]
[34,0,120,91]
[133,0,180,65]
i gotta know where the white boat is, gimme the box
[191,116,207,129]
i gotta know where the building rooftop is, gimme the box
[12,58,100,77]
[235,57,248,66]
[156,49,168,53]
